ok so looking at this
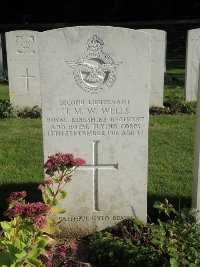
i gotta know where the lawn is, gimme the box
[0,84,9,100]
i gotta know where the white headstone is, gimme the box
[193,88,200,211]
[185,29,200,101]
[6,30,41,107]
[0,35,3,75]
[140,29,166,106]
[39,26,151,237]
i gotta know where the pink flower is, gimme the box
[38,184,46,191]
[34,215,47,229]
[22,202,51,218]
[45,179,53,185]
[7,191,27,204]
[4,202,51,218]
[38,179,53,191]
[72,158,86,166]
[4,203,24,217]
[56,242,78,258]
[44,153,86,174]
[39,250,53,267]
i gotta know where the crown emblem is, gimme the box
[86,35,104,52]
[66,35,119,94]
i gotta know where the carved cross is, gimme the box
[79,140,118,211]
[19,68,35,92]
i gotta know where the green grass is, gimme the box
[0,119,43,184]
[148,115,195,200]
[164,85,185,100]
[0,84,9,100]
[166,69,185,75]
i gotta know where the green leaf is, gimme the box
[0,251,13,266]
[42,193,52,204]
[7,243,21,257]
[1,221,12,231]
[27,248,42,259]
[180,258,189,265]
[27,257,44,266]
[51,207,66,214]
[153,201,162,209]
[35,238,48,249]
[46,186,54,196]
[15,250,27,260]
[56,190,67,201]
[43,226,61,235]
[170,258,179,267]
[51,198,59,206]
[47,218,57,224]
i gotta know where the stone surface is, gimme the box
[39,26,151,237]
[140,29,166,106]
[185,29,200,101]
[0,35,3,74]
[6,30,41,107]
[193,88,200,211]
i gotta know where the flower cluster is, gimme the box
[39,251,53,267]
[44,153,86,175]
[4,202,51,218]
[56,242,78,258]
[34,215,47,230]
[7,191,26,204]
[38,179,53,191]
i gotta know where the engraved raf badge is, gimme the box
[66,35,118,94]
[16,35,35,54]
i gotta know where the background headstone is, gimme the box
[193,86,200,211]
[0,34,3,76]
[39,26,151,237]
[6,30,41,107]
[185,29,200,101]
[140,29,166,106]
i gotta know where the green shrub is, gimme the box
[0,70,8,84]
[89,200,200,267]
[89,220,165,267]
[180,101,197,114]
[17,106,42,118]
[161,100,197,115]
[165,87,185,103]
[149,106,172,115]
[161,87,197,115]
[150,87,197,115]
[0,99,16,118]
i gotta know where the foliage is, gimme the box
[0,71,8,85]
[152,199,200,267]
[0,99,16,118]
[89,222,165,267]
[89,199,200,267]
[150,88,197,115]
[17,106,42,119]
[0,100,41,119]
[0,153,86,267]
[149,106,172,115]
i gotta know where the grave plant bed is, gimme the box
[86,199,200,267]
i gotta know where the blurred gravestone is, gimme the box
[185,29,200,101]
[6,30,41,107]
[141,29,166,106]
[193,85,200,211]
[0,35,3,78]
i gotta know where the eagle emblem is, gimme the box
[66,35,118,94]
